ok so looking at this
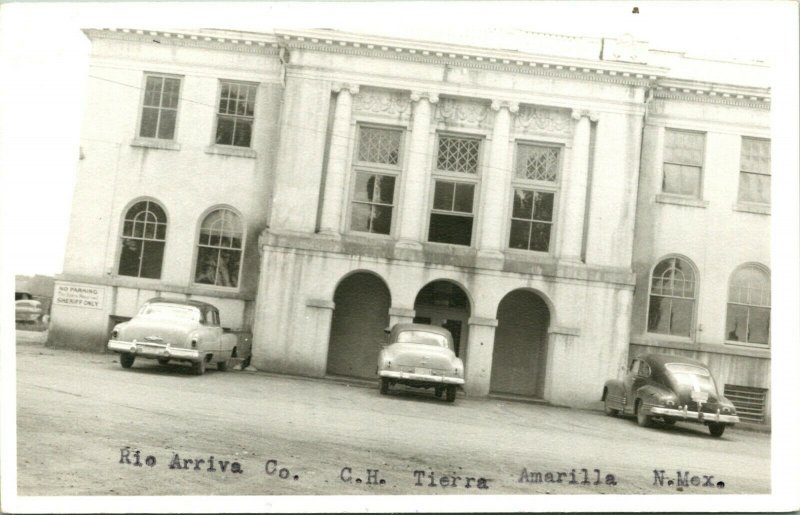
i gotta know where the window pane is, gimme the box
[647,296,671,334]
[437,136,480,174]
[195,246,218,284]
[353,173,375,202]
[509,220,531,250]
[516,144,559,181]
[123,221,134,237]
[533,192,554,221]
[512,189,534,219]
[680,165,701,197]
[741,138,770,174]
[726,304,748,342]
[748,307,770,344]
[358,127,401,165]
[665,130,704,165]
[245,86,256,116]
[453,183,475,213]
[216,116,235,145]
[350,203,371,232]
[529,222,551,252]
[144,222,157,239]
[140,241,164,279]
[428,213,473,246]
[233,119,252,147]
[162,78,180,108]
[375,175,395,204]
[143,76,162,107]
[139,108,159,138]
[738,172,770,204]
[371,205,393,235]
[118,239,141,277]
[433,181,455,211]
[158,110,177,140]
[663,163,687,195]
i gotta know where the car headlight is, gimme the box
[661,395,678,407]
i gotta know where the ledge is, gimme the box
[468,316,498,328]
[548,325,580,336]
[655,193,709,209]
[630,334,771,359]
[389,307,415,318]
[307,298,335,309]
[204,145,257,159]
[733,201,770,215]
[54,273,256,301]
[130,138,181,151]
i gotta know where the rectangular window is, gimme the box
[357,126,403,166]
[139,75,181,140]
[515,144,560,182]
[662,129,704,197]
[738,137,770,204]
[436,135,481,174]
[509,189,554,252]
[215,81,257,147]
[428,180,475,245]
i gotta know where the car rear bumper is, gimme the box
[108,339,200,362]
[650,406,740,424]
[379,370,464,385]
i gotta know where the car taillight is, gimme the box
[111,330,118,339]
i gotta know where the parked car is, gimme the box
[377,323,465,402]
[107,298,244,375]
[15,299,44,324]
[602,353,740,437]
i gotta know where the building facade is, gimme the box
[50,28,770,419]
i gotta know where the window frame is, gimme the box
[116,198,169,281]
[212,79,259,149]
[737,136,771,205]
[136,72,183,142]
[661,128,706,200]
[192,206,246,291]
[506,140,563,255]
[645,255,699,340]
[346,123,406,238]
[725,263,771,348]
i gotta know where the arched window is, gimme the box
[647,256,697,337]
[118,200,167,279]
[726,265,770,345]
[194,208,243,288]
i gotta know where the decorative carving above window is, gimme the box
[353,90,411,120]
[514,106,571,135]
[434,98,491,129]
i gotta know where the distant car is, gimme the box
[602,353,740,437]
[377,323,465,402]
[107,298,244,375]
[15,299,44,324]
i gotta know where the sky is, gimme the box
[0,1,797,277]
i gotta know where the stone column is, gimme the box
[558,110,596,262]
[477,100,518,264]
[319,83,359,237]
[395,91,438,251]
[305,299,336,376]
[463,316,498,397]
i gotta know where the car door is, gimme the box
[622,359,647,415]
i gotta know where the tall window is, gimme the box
[647,256,697,337]
[428,134,481,246]
[215,81,257,147]
[118,200,167,279]
[738,138,771,204]
[662,129,705,198]
[726,265,770,345]
[508,143,560,252]
[194,209,243,288]
[139,74,181,140]
[350,125,403,235]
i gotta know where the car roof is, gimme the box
[392,323,452,337]
[639,352,708,369]
[143,297,218,311]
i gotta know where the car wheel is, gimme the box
[157,358,170,366]
[119,353,135,369]
[660,418,676,426]
[193,358,206,376]
[242,356,252,369]
[217,359,230,372]
[635,400,652,427]
[603,396,619,417]
[708,422,726,437]
[445,385,456,403]
[434,387,443,398]
[379,378,389,395]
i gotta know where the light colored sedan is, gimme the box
[107,298,241,375]
[377,323,465,402]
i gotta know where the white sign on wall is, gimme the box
[53,282,105,310]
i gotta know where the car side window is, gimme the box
[639,362,651,378]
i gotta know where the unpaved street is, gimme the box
[16,341,770,495]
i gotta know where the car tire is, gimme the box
[242,356,252,369]
[708,422,726,437]
[434,387,444,398]
[603,396,619,417]
[120,353,135,369]
[217,359,230,372]
[660,418,676,426]
[157,358,170,366]
[379,378,389,395]
[635,400,652,427]
[193,358,206,376]
[445,385,456,403]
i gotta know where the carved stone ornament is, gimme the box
[515,105,571,135]
[435,98,491,128]
[332,82,360,95]
[353,89,411,117]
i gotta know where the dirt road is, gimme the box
[16,342,770,496]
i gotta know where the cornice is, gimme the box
[83,28,282,55]
[653,79,770,110]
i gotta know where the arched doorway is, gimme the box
[327,272,391,379]
[490,289,550,398]
[413,280,471,357]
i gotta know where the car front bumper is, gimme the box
[379,370,464,385]
[650,406,740,424]
[108,339,200,362]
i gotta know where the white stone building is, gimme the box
[49,28,770,420]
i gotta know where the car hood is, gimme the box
[383,343,459,370]
[117,318,198,348]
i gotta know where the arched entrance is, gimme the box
[327,272,391,379]
[413,280,471,357]
[490,289,550,398]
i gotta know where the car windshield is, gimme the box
[665,363,717,392]
[396,330,450,349]
[138,303,201,322]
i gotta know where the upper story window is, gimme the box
[194,208,244,288]
[118,200,167,279]
[508,142,560,252]
[350,125,403,235]
[738,138,771,204]
[215,81,257,147]
[428,134,481,246]
[647,256,697,338]
[139,74,181,140]
[662,129,705,198]
[726,265,770,346]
